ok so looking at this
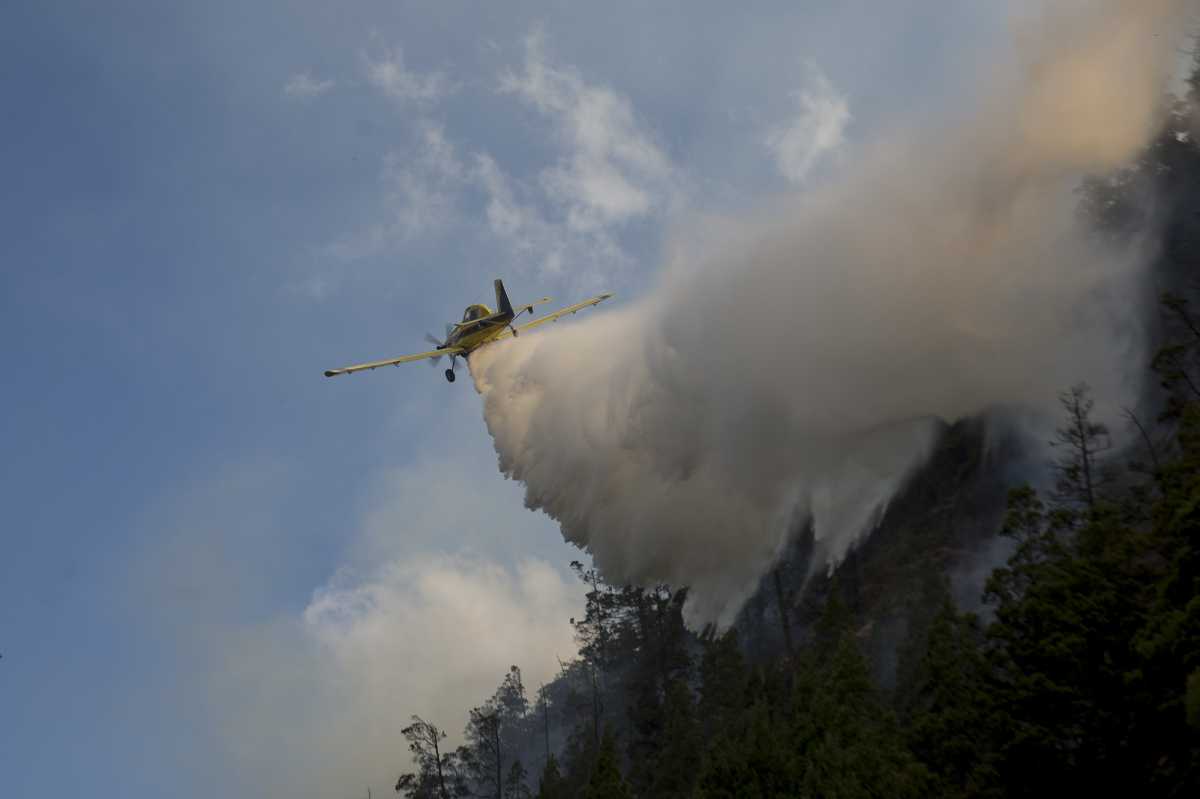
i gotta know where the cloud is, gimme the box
[283,71,336,100]
[500,29,677,232]
[765,65,850,184]
[322,122,467,261]
[213,555,582,798]
[365,46,452,102]
[472,152,628,289]
[313,30,673,294]
[138,433,582,797]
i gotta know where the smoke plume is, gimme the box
[471,0,1190,627]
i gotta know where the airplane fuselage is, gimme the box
[443,303,515,356]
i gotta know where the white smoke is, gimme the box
[471,0,1190,628]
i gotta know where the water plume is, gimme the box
[472,0,1190,627]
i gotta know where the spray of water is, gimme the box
[471,0,1190,627]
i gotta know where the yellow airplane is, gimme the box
[324,279,613,382]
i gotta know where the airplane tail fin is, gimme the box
[494,278,514,316]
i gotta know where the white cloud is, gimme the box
[314,31,671,292]
[473,152,628,290]
[304,555,581,718]
[500,30,677,232]
[136,434,583,797]
[365,46,452,102]
[283,71,335,100]
[212,555,582,798]
[322,122,467,262]
[765,65,850,183]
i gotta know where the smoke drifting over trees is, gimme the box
[471,0,1189,627]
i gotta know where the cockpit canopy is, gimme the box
[462,304,492,323]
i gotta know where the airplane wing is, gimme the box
[324,347,464,377]
[496,292,614,339]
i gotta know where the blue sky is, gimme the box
[1,1,1009,795]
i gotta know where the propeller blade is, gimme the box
[422,333,447,368]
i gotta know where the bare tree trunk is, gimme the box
[773,568,795,658]
[494,722,503,799]
[432,733,448,799]
[542,687,550,767]
[591,665,601,747]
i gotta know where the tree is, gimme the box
[534,754,567,799]
[463,707,503,799]
[503,759,532,799]
[395,716,465,799]
[581,728,631,799]
[984,468,1163,794]
[461,666,532,799]
[698,630,748,740]
[623,584,693,795]
[568,561,625,747]
[697,692,804,799]
[901,596,1000,798]
[1049,383,1111,513]
[1128,392,1200,791]
[569,561,620,674]
[494,666,530,721]
[798,636,929,799]
[644,678,702,799]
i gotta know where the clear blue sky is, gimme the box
[0,2,1005,795]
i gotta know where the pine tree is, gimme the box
[645,679,702,799]
[534,754,567,799]
[503,759,532,799]
[462,666,532,799]
[1049,383,1111,513]
[698,629,749,741]
[799,636,929,799]
[901,596,999,798]
[1129,397,1200,791]
[985,462,1163,793]
[697,693,804,799]
[581,728,630,799]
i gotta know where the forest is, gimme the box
[389,55,1200,799]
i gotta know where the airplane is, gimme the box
[323,279,613,382]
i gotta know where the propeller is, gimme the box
[424,332,445,367]
[424,323,458,368]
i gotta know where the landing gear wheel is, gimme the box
[445,368,456,383]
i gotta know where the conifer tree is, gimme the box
[698,630,748,740]
[901,596,999,798]
[534,754,567,799]
[581,728,630,799]
[503,759,531,799]
[800,635,928,799]
[645,678,702,799]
